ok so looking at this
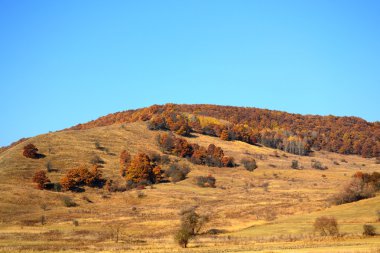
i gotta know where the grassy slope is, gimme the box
[0,121,379,252]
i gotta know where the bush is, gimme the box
[195,175,216,188]
[221,156,235,167]
[313,216,339,236]
[32,170,50,190]
[23,144,39,159]
[241,157,257,171]
[312,160,328,170]
[377,210,380,222]
[164,163,190,183]
[62,196,77,207]
[291,160,299,169]
[363,224,376,236]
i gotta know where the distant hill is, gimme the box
[69,104,379,158]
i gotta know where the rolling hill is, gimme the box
[0,104,379,252]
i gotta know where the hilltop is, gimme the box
[0,104,379,252]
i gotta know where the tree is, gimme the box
[174,207,209,248]
[125,153,154,184]
[314,216,339,236]
[119,150,131,176]
[32,170,50,190]
[23,144,39,159]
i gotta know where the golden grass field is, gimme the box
[0,121,379,252]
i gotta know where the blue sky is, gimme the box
[1,0,379,146]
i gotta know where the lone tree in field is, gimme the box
[174,207,209,248]
[32,170,50,190]
[23,144,39,159]
[313,216,339,236]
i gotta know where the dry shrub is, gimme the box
[195,175,216,188]
[164,163,190,183]
[241,157,257,171]
[363,224,376,236]
[311,160,328,170]
[62,196,77,207]
[313,216,339,236]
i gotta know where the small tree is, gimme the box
[32,170,50,190]
[23,144,39,159]
[363,224,376,236]
[314,216,339,236]
[174,207,209,248]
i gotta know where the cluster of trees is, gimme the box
[119,150,163,186]
[148,113,192,136]
[60,165,105,191]
[333,171,380,205]
[69,104,379,158]
[156,133,235,167]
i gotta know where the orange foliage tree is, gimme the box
[32,170,50,190]
[23,144,39,159]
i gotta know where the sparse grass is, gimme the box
[0,121,379,252]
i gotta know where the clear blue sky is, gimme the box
[1,0,379,146]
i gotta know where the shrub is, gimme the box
[291,160,299,169]
[32,170,50,190]
[241,157,257,171]
[23,144,39,159]
[105,180,126,192]
[73,219,79,227]
[62,196,77,207]
[119,150,131,176]
[221,156,235,167]
[377,210,380,222]
[363,224,376,236]
[312,160,328,170]
[164,163,190,183]
[313,216,339,236]
[195,175,216,188]
[174,207,209,248]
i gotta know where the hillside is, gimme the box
[68,104,380,158]
[0,119,379,252]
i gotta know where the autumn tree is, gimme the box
[124,153,155,184]
[119,150,131,176]
[23,144,39,159]
[32,170,50,190]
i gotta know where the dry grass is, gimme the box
[0,121,379,252]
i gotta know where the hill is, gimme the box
[68,104,380,158]
[0,105,379,252]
